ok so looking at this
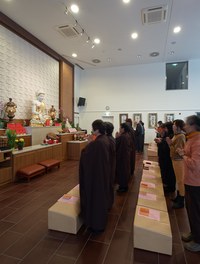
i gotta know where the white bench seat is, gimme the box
[48,184,82,234]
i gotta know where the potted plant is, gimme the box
[15,138,25,150]
[6,129,17,149]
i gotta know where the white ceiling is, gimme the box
[1,0,200,69]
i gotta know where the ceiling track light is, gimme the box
[64,5,100,49]
[80,29,84,36]
[65,7,69,15]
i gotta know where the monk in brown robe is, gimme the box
[126,118,136,176]
[79,119,110,233]
[115,122,131,193]
[105,122,116,209]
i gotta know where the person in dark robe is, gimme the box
[79,119,110,233]
[156,120,163,138]
[135,121,143,153]
[139,120,145,152]
[115,122,131,193]
[155,122,176,193]
[126,118,136,175]
[105,122,116,209]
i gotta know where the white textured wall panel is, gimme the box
[0,25,59,119]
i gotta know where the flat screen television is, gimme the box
[166,61,188,90]
[77,97,86,106]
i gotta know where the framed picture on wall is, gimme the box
[165,113,174,122]
[119,113,128,124]
[133,113,142,123]
[148,113,157,129]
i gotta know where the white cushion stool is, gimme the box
[48,196,82,234]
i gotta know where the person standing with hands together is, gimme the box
[177,115,200,252]
[166,119,186,209]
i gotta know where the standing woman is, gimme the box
[177,115,200,252]
[79,119,110,233]
[166,119,186,208]
[126,118,136,176]
[155,123,176,193]
[139,120,145,152]
[115,123,131,193]
[105,122,116,209]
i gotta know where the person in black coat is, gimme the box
[79,119,110,233]
[115,122,131,193]
[126,118,136,175]
[105,122,116,209]
[155,122,176,193]
[135,121,143,153]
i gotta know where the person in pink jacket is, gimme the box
[177,115,200,252]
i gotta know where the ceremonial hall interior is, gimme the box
[0,0,200,263]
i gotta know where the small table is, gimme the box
[67,140,88,160]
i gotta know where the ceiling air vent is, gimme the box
[57,25,80,38]
[142,5,167,24]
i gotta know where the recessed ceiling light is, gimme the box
[92,59,101,63]
[123,0,130,3]
[70,4,79,13]
[72,53,77,58]
[94,38,100,44]
[170,51,175,55]
[150,52,159,57]
[131,32,138,39]
[137,55,142,59]
[173,26,181,33]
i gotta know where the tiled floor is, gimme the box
[0,149,199,264]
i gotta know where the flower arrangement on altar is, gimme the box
[15,138,25,150]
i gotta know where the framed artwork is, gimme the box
[165,113,174,122]
[148,113,157,129]
[119,113,128,124]
[133,113,142,123]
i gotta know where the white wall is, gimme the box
[76,60,200,142]
[0,25,59,120]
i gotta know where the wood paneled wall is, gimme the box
[60,62,74,122]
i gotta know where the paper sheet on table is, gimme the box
[139,192,157,201]
[140,181,156,189]
[74,184,79,190]
[58,194,79,204]
[142,170,156,179]
[144,164,157,169]
[138,207,160,221]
